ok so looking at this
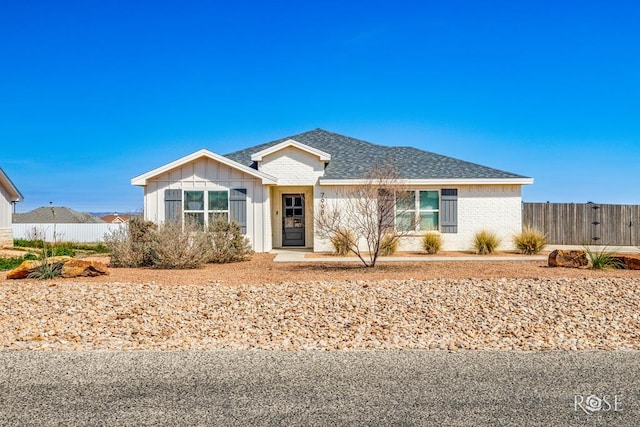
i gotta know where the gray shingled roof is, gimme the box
[224,129,529,180]
[13,207,105,224]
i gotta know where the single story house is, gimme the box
[0,167,23,245]
[132,129,533,252]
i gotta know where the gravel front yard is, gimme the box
[1,254,639,351]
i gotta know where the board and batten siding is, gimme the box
[142,157,272,253]
[0,185,13,244]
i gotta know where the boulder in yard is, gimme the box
[548,249,590,268]
[6,256,73,279]
[61,259,109,278]
[6,257,108,279]
[612,255,640,270]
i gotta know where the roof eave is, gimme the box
[131,149,278,186]
[0,167,24,202]
[319,178,534,186]
[250,139,332,162]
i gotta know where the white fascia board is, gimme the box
[0,167,23,202]
[318,178,534,186]
[131,148,278,186]
[250,139,331,162]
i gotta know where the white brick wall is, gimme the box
[0,227,12,246]
[258,147,325,186]
[315,184,523,253]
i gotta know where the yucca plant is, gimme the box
[513,227,547,255]
[379,234,399,256]
[330,229,356,256]
[583,246,624,270]
[422,233,443,254]
[473,230,501,255]
[27,241,64,279]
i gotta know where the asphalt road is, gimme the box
[0,351,638,426]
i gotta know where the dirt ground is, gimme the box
[3,250,637,286]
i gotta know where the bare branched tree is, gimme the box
[315,162,416,267]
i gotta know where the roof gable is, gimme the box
[131,149,278,186]
[251,139,331,162]
[0,167,23,202]
[224,129,533,183]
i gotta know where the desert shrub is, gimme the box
[473,230,501,255]
[208,220,253,263]
[104,227,142,267]
[329,229,356,256]
[513,227,547,255]
[104,218,157,267]
[379,234,398,256]
[584,246,623,270]
[0,253,38,271]
[422,233,443,254]
[150,220,212,269]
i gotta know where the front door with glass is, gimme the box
[282,194,305,246]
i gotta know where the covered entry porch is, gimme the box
[270,186,314,249]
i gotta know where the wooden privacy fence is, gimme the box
[522,203,640,246]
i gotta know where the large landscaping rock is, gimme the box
[548,249,590,268]
[612,255,640,270]
[6,256,73,279]
[61,259,109,278]
[6,257,108,279]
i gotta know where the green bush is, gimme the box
[330,229,356,256]
[473,230,501,255]
[0,253,38,271]
[208,220,253,263]
[513,227,547,255]
[379,234,398,256]
[73,242,110,253]
[422,233,443,254]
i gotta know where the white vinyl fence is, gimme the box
[13,223,128,243]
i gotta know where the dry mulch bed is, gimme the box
[20,252,635,286]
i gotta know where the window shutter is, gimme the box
[441,189,458,233]
[164,189,182,223]
[378,189,395,233]
[229,188,247,234]
[164,190,182,222]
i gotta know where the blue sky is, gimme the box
[2,0,639,213]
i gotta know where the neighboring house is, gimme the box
[132,129,533,253]
[100,213,136,223]
[0,167,23,245]
[13,206,105,224]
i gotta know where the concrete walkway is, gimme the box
[271,249,547,263]
[272,245,640,263]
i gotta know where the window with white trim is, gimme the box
[183,190,229,227]
[396,190,440,232]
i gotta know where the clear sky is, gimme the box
[2,0,639,213]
